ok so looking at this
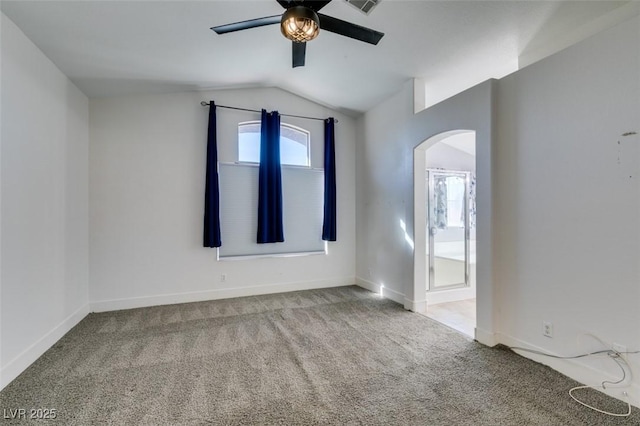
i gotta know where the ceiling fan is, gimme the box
[211,0,384,68]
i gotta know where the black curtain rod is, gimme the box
[200,101,338,123]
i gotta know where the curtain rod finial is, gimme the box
[201,101,209,106]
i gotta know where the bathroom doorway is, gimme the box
[417,131,477,337]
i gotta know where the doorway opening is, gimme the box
[414,131,476,338]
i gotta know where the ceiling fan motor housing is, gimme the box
[281,6,320,42]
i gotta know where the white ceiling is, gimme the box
[442,132,475,158]
[1,1,636,115]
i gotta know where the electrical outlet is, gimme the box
[221,274,226,282]
[542,321,553,338]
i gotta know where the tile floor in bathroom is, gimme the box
[423,298,476,338]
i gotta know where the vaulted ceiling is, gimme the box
[2,1,636,115]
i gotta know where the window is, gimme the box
[445,176,466,228]
[238,121,310,167]
[218,120,323,259]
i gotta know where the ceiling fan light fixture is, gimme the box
[281,6,320,42]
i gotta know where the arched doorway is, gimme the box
[414,130,480,338]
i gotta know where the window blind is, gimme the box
[218,162,325,258]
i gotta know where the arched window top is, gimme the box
[238,121,310,167]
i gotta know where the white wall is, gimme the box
[89,88,356,310]
[425,139,476,173]
[495,16,640,404]
[355,79,495,337]
[0,13,89,389]
[357,13,640,406]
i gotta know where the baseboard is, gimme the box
[355,276,383,296]
[404,298,427,313]
[355,277,405,306]
[497,333,640,409]
[474,327,498,347]
[0,303,90,391]
[90,277,355,313]
[426,287,475,305]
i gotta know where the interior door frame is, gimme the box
[408,84,497,348]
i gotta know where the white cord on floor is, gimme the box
[569,387,631,417]
[509,345,637,417]
[567,352,632,417]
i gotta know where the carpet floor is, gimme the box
[1,286,637,425]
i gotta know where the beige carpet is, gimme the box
[1,286,637,425]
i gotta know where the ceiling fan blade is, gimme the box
[292,42,306,67]
[277,0,332,11]
[276,0,295,8]
[304,1,333,11]
[211,15,281,35]
[318,14,384,45]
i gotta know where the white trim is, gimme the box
[355,277,405,306]
[221,162,323,171]
[90,277,355,313]
[497,333,640,409]
[217,246,326,261]
[413,77,426,113]
[0,304,90,391]
[383,286,405,306]
[426,287,476,305]
[474,327,498,347]
[404,298,427,313]
[355,276,382,294]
